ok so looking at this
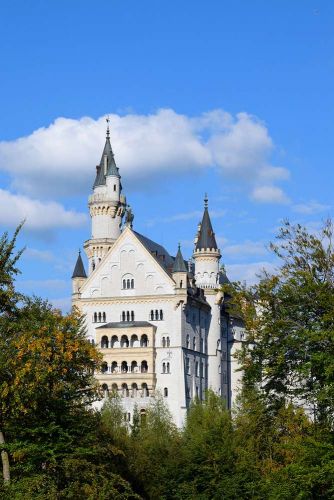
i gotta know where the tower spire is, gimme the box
[106,116,110,139]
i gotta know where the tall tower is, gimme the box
[193,195,222,393]
[84,121,127,274]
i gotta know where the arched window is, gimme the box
[155,310,159,320]
[164,387,168,397]
[193,337,196,351]
[123,279,126,289]
[131,311,135,321]
[186,357,190,374]
[131,279,134,289]
[121,335,129,348]
[111,383,118,393]
[98,312,102,323]
[102,383,108,396]
[140,408,147,422]
[131,383,138,398]
[162,362,166,373]
[141,383,149,397]
[121,361,128,373]
[113,184,116,192]
[150,310,154,321]
[195,361,199,377]
[126,311,130,322]
[101,336,109,349]
[162,337,166,348]
[167,362,170,373]
[111,335,118,348]
[141,360,148,373]
[186,334,190,349]
[111,361,118,373]
[102,312,106,322]
[122,311,126,322]
[180,280,183,288]
[122,383,129,397]
[93,312,97,323]
[160,309,163,320]
[127,279,130,289]
[141,334,148,347]
[166,337,170,347]
[101,362,108,373]
[131,361,138,372]
[130,334,139,347]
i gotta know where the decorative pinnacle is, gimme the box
[178,242,181,250]
[106,116,110,138]
[78,248,81,255]
[204,193,208,208]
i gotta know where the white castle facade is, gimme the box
[72,126,244,427]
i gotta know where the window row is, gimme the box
[93,312,106,323]
[101,360,149,373]
[121,311,135,322]
[162,362,171,374]
[149,309,164,321]
[186,334,205,352]
[102,382,149,397]
[122,278,134,289]
[100,334,148,349]
[161,336,170,347]
[185,357,205,378]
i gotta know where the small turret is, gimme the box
[172,244,188,292]
[72,250,87,298]
[84,119,127,274]
[193,195,221,289]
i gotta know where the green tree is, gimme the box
[174,391,237,499]
[226,220,334,426]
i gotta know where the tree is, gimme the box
[226,220,334,427]
[0,224,24,484]
[0,297,102,484]
[174,391,237,499]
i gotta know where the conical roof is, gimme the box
[93,130,119,188]
[72,251,87,278]
[195,196,218,251]
[172,244,188,272]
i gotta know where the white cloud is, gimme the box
[0,189,87,231]
[226,261,277,285]
[24,248,55,261]
[251,185,289,204]
[292,200,332,215]
[0,109,288,201]
[223,240,268,257]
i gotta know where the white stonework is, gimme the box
[72,130,244,427]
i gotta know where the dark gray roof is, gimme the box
[97,321,155,329]
[72,251,87,278]
[196,206,218,251]
[93,136,119,188]
[172,244,188,272]
[133,231,175,274]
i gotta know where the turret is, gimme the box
[84,120,127,273]
[193,195,221,289]
[72,250,87,299]
[172,244,188,293]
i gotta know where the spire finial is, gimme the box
[204,193,208,208]
[178,242,181,250]
[106,116,110,139]
[78,248,81,255]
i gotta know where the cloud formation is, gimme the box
[251,185,289,204]
[0,189,87,231]
[0,109,288,202]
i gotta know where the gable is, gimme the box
[80,229,176,299]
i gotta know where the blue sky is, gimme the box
[0,0,333,310]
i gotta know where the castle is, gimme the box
[71,124,244,427]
